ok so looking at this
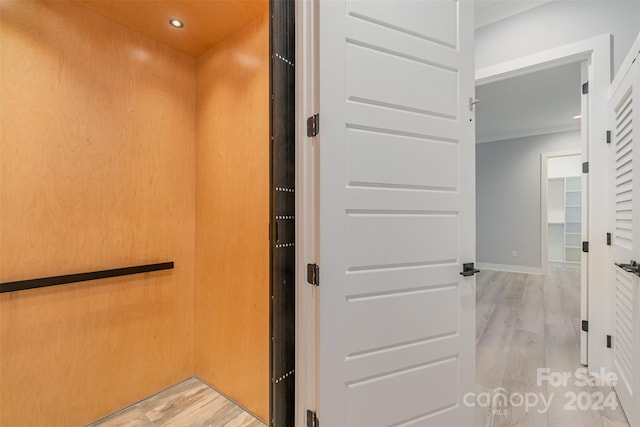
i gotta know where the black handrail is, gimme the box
[0,262,174,294]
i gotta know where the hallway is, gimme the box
[476,269,629,426]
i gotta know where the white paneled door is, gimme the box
[609,50,639,427]
[317,1,476,426]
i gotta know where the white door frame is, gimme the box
[477,34,612,373]
[540,149,582,271]
[295,0,319,426]
[540,148,588,365]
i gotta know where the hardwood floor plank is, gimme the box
[544,314,602,427]
[599,385,633,427]
[498,329,548,427]
[86,378,265,427]
[516,274,545,336]
[476,269,630,427]
[476,306,519,390]
[476,272,525,391]
[476,271,501,344]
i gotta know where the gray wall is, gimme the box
[476,1,640,76]
[476,130,580,268]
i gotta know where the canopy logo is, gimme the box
[466,368,619,420]
[463,388,552,415]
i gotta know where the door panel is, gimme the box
[609,56,639,427]
[318,1,475,425]
[345,43,458,117]
[347,0,457,47]
[345,358,458,427]
[347,214,458,268]
[345,285,458,355]
[346,128,458,189]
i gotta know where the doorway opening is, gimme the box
[473,60,620,425]
[544,152,583,272]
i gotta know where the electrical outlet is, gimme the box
[512,250,518,257]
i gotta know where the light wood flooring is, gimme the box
[88,268,629,427]
[86,377,265,427]
[476,268,630,427]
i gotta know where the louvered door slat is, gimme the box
[609,52,639,426]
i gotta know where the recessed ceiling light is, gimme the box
[169,18,184,28]
[572,114,582,119]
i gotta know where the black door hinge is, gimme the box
[582,82,589,94]
[607,232,612,246]
[606,130,612,144]
[582,162,589,173]
[307,263,319,286]
[307,114,319,137]
[306,410,319,427]
[607,335,612,348]
[582,241,589,253]
[581,320,589,332]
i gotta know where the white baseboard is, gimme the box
[477,262,543,275]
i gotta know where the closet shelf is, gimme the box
[548,174,582,265]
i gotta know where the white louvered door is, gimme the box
[317,1,475,426]
[609,54,639,427]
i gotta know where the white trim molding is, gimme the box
[477,262,543,275]
[608,32,640,99]
[475,34,610,86]
[475,0,555,29]
[295,0,319,425]
[477,123,580,144]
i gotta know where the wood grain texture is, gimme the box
[194,12,270,422]
[476,269,630,427]
[0,1,196,425]
[87,377,266,426]
[74,0,268,57]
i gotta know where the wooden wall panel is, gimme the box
[195,13,270,422]
[0,1,196,425]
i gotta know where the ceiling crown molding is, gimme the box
[475,0,556,29]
